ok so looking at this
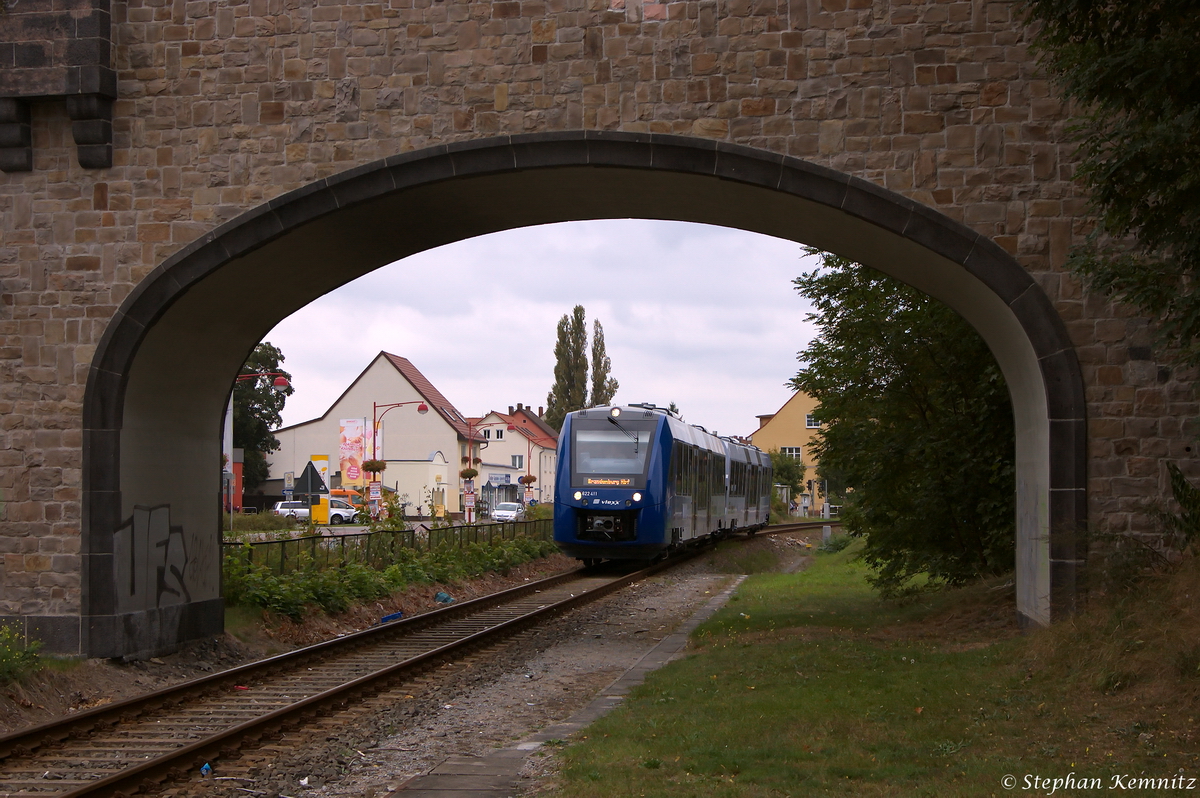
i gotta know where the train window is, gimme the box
[670,443,681,493]
[570,419,658,488]
[575,429,652,474]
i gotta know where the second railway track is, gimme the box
[0,522,835,798]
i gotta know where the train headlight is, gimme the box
[573,491,582,501]
[632,492,642,502]
[610,407,621,417]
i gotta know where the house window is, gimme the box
[806,414,820,428]
[483,429,491,439]
[496,429,504,440]
[512,455,524,469]
[780,446,802,460]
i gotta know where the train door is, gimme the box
[692,447,702,537]
[712,449,727,527]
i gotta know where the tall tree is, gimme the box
[545,306,589,430]
[1023,0,1200,364]
[793,252,1016,596]
[589,319,619,408]
[233,342,293,492]
[544,306,621,430]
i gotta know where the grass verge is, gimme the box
[223,536,558,619]
[551,542,1200,797]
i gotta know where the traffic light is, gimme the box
[806,479,813,493]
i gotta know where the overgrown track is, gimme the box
[0,524,830,798]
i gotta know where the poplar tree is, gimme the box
[589,319,619,408]
[544,306,589,431]
[544,306,621,430]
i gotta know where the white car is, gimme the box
[272,499,359,524]
[491,502,522,522]
[272,500,310,520]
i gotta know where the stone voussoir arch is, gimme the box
[81,131,1085,658]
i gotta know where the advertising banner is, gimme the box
[366,420,383,462]
[338,419,366,486]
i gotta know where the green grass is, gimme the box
[551,543,1200,797]
[0,624,42,683]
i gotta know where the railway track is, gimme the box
[0,523,832,798]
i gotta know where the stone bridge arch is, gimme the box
[79,133,1084,656]
[2,0,1174,657]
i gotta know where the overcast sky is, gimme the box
[264,219,820,439]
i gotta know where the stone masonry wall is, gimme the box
[0,0,1193,628]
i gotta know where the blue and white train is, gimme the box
[553,404,772,563]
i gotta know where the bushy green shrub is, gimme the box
[818,534,854,554]
[524,503,553,521]
[0,624,42,683]
[224,536,559,620]
[222,512,300,535]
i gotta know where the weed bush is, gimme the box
[0,624,42,683]
[222,512,300,535]
[224,537,558,620]
[818,534,853,553]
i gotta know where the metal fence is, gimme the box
[222,518,554,576]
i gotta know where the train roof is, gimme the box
[571,404,766,457]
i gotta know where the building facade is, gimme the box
[470,404,558,508]
[750,391,827,516]
[269,352,474,518]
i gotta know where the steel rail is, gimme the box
[1,523,827,797]
[0,567,587,764]
[0,553,695,798]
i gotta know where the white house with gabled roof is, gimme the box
[467,402,558,508]
[268,352,482,518]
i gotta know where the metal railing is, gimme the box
[222,518,554,575]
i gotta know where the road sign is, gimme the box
[283,488,293,497]
[295,461,329,495]
[284,471,294,490]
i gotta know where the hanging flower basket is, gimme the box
[459,468,479,480]
[518,475,537,485]
[362,459,387,475]
[472,457,482,465]
[461,456,470,464]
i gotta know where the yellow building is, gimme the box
[749,391,829,516]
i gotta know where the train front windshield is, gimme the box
[571,420,657,488]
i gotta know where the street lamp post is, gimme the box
[371,400,430,463]
[520,434,536,503]
[367,400,430,518]
[462,418,516,524]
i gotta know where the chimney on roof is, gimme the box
[538,406,544,417]
[508,406,514,415]
[517,403,524,411]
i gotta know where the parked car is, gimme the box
[328,499,360,524]
[491,502,522,522]
[272,500,310,520]
[271,499,360,524]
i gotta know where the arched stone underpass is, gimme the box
[81,133,1084,658]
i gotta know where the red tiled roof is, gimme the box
[495,409,557,449]
[383,353,477,441]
